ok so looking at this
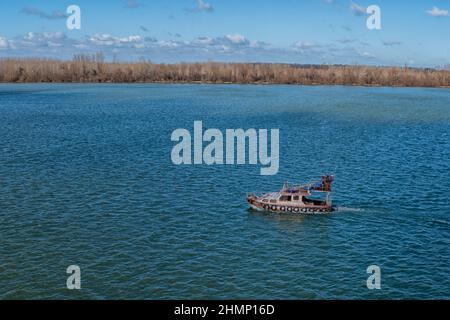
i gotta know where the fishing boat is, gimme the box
[246,175,334,214]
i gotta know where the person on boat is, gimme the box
[321,175,333,192]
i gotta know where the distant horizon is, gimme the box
[1,56,449,71]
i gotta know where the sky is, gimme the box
[0,0,449,67]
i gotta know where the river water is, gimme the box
[0,84,448,299]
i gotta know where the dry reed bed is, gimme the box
[1,57,449,87]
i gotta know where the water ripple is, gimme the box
[0,84,449,299]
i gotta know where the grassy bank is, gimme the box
[1,56,449,88]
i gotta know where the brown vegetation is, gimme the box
[0,55,449,87]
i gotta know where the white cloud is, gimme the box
[350,2,367,16]
[360,51,376,59]
[158,40,181,49]
[193,36,214,45]
[20,7,67,20]
[338,38,357,44]
[88,34,143,47]
[224,34,248,45]
[0,32,359,64]
[0,31,413,66]
[187,0,214,13]
[382,40,402,46]
[426,6,448,17]
[125,0,144,9]
[0,32,79,54]
[293,41,317,50]
[18,32,72,48]
[0,37,9,49]
[67,32,267,58]
[197,0,214,12]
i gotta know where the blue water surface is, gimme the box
[0,84,449,299]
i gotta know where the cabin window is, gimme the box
[293,196,299,201]
[280,196,292,202]
[262,199,269,203]
[270,200,277,204]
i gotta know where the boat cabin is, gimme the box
[259,178,333,206]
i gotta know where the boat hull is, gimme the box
[247,196,333,214]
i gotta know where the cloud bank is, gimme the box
[426,7,448,17]
[0,30,389,66]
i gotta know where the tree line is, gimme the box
[0,55,449,87]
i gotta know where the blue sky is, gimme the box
[0,0,449,67]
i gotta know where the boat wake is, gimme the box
[333,206,365,213]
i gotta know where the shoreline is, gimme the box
[1,58,449,88]
[1,81,449,90]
